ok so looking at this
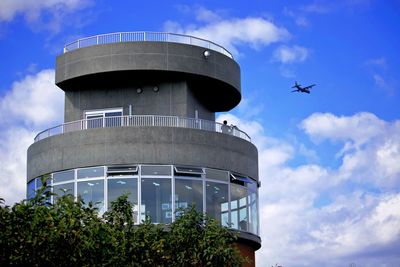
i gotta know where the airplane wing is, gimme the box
[304,84,316,90]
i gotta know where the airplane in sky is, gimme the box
[291,81,316,94]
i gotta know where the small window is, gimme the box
[107,165,138,177]
[77,167,104,179]
[84,108,123,128]
[206,168,229,182]
[174,166,204,177]
[85,108,123,119]
[230,173,254,186]
[141,165,171,176]
[53,170,75,183]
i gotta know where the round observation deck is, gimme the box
[56,32,241,112]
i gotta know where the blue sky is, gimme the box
[0,1,399,266]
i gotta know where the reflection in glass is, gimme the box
[41,165,259,235]
[206,181,229,226]
[249,192,258,235]
[77,167,104,179]
[53,170,74,183]
[141,165,171,176]
[108,178,138,221]
[205,168,229,182]
[231,183,248,231]
[53,183,74,203]
[27,179,36,199]
[141,178,171,223]
[77,180,104,213]
[175,179,203,215]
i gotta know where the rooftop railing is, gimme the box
[63,32,233,59]
[34,115,251,143]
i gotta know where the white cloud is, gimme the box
[216,111,400,266]
[0,0,89,21]
[283,7,310,27]
[301,3,332,14]
[300,112,385,146]
[0,69,63,128]
[365,57,397,96]
[301,112,400,189]
[373,74,396,96]
[0,69,63,205]
[164,14,290,56]
[366,57,388,69]
[272,45,309,64]
[0,0,92,33]
[195,7,222,23]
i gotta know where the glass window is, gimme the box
[174,166,204,176]
[248,192,258,235]
[53,170,74,183]
[206,168,229,182]
[53,182,74,203]
[141,165,171,176]
[175,178,203,215]
[85,108,123,128]
[36,174,51,203]
[27,179,36,199]
[77,180,104,213]
[206,181,229,226]
[231,183,248,231]
[108,178,138,222]
[86,115,103,128]
[107,165,138,177]
[105,112,122,127]
[140,178,171,223]
[77,167,104,179]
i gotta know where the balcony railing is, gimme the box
[63,32,233,59]
[34,115,251,143]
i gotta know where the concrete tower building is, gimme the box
[27,32,261,264]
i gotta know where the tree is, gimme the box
[0,184,246,266]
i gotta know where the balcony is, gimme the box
[34,115,251,143]
[63,32,233,59]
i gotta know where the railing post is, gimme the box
[97,35,99,45]
[103,117,105,128]
[120,32,122,42]
[144,32,146,41]
[152,115,154,126]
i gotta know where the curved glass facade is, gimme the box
[28,165,259,235]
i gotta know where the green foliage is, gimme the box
[0,184,245,266]
[168,206,245,267]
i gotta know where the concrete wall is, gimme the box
[56,42,241,112]
[27,127,258,181]
[64,80,215,122]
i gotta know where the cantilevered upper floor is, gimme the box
[56,32,241,120]
[29,32,257,182]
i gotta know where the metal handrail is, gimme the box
[63,31,233,59]
[34,115,251,143]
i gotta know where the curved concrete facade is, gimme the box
[56,42,241,112]
[28,35,261,263]
[27,127,258,182]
